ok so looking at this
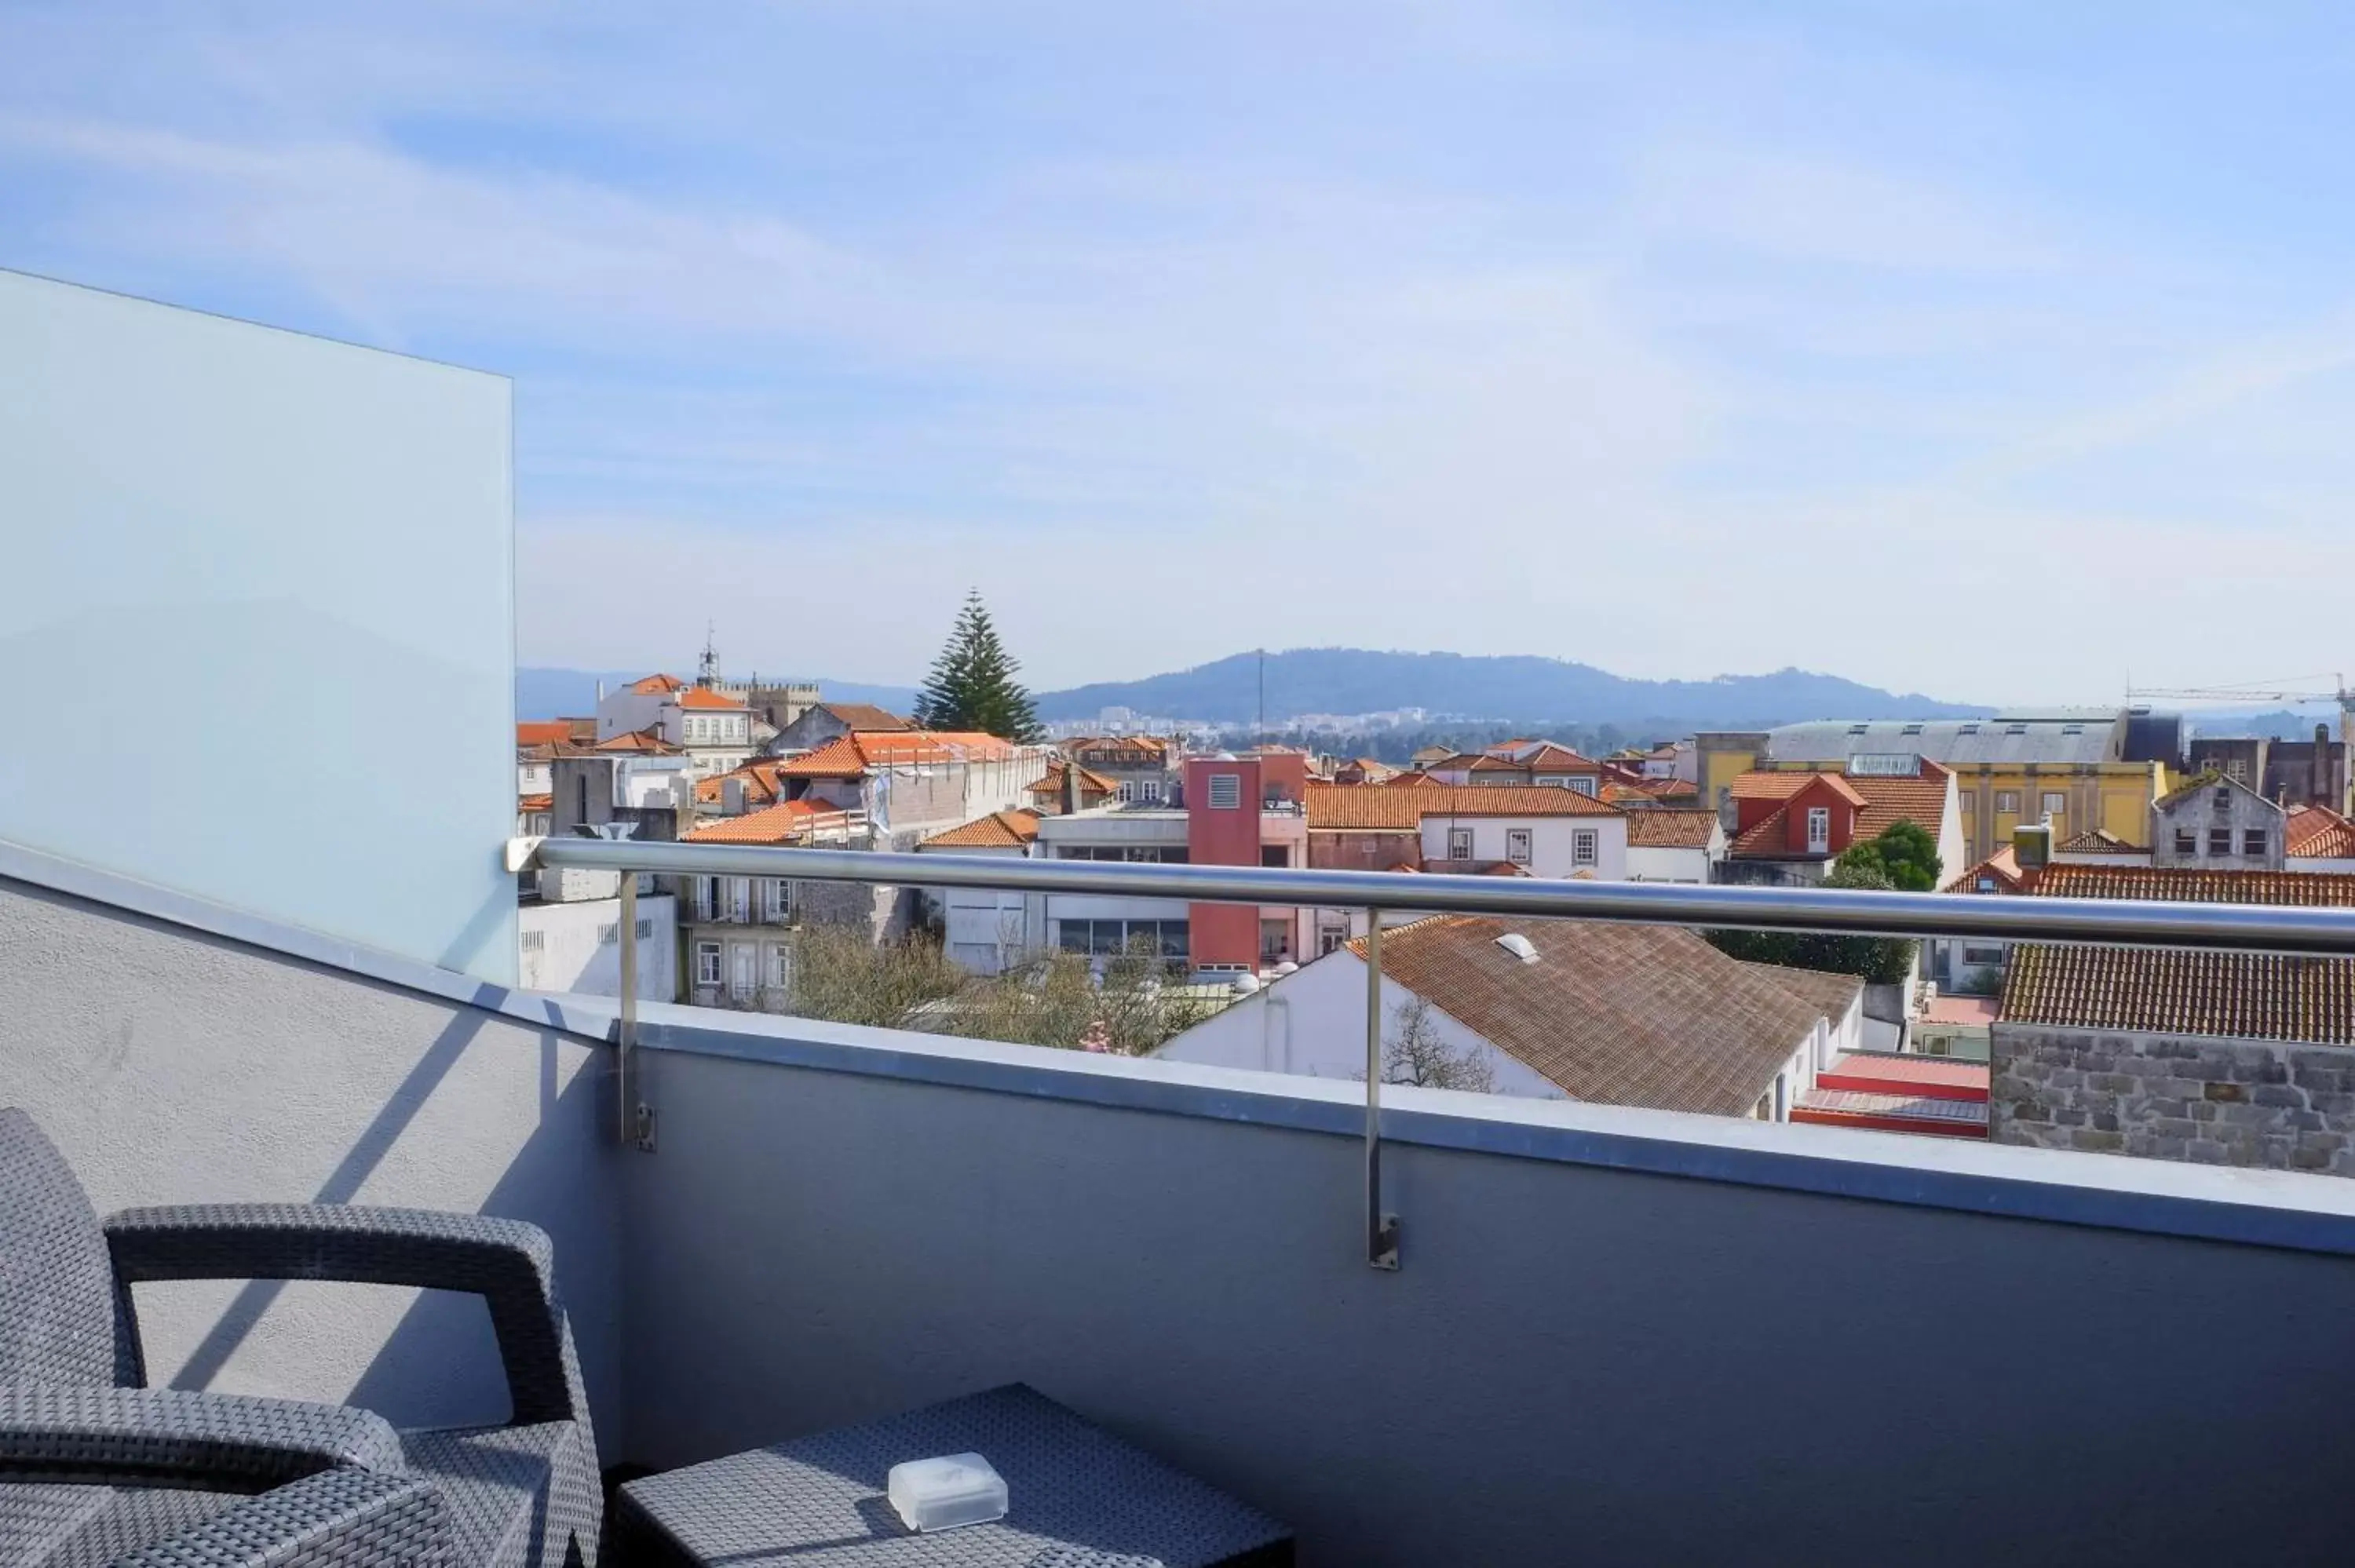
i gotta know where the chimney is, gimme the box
[723,777,747,816]
[2317,723,2331,808]
[1063,760,1080,815]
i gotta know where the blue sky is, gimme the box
[5,2,2352,702]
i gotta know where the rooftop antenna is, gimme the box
[698,622,719,688]
[1257,647,1266,746]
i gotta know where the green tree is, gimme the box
[1837,819,1941,892]
[914,589,1042,742]
[1705,861,1918,986]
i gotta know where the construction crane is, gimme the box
[2126,673,2353,742]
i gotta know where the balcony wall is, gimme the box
[11,840,2355,1565]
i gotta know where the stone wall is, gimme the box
[1992,1023,2355,1176]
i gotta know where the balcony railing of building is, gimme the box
[528,834,2355,1268]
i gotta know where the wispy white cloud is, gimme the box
[7,0,2355,702]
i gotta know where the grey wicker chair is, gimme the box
[0,1109,600,1568]
[1,1381,451,1566]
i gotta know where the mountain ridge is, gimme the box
[1029,647,1988,728]
[520,648,1988,731]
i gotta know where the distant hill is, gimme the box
[1032,648,1988,728]
[517,668,919,721]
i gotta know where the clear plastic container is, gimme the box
[886,1452,1009,1533]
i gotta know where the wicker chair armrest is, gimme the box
[106,1205,583,1428]
[0,1382,403,1493]
[114,1466,451,1567]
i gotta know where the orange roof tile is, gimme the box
[776,730,1026,779]
[517,720,574,747]
[815,702,914,731]
[2287,804,2355,859]
[2056,828,2144,855]
[920,809,1042,850]
[594,727,684,754]
[682,798,857,844]
[517,793,553,813]
[1944,845,2025,893]
[1625,811,1719,849]
[628,673,687,695]
[694,759,787,808]
[675,685,747,710]
[1026,760,1119,797]
[1729,770,1870,808]
[1305,782,1622,830]
[2000,865,2355,1044]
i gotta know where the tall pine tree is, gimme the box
[915,590,1042,742]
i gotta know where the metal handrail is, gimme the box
[528,831,2355,1272]
[531,837,2355,957]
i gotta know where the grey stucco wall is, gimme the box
[1994,1022,2355,1176]
[620,1023,2355,1568]
[0,873,623,1439]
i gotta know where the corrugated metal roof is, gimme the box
[1766,712,2122,767]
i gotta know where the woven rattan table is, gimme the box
[615,1384,1291,1566]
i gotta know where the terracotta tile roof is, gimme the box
[1848,761,1953,840]
[694,759,787,808]
[517,720,575,747]
[594,727,684,754]
[517,793,552,814]
[1305,783,1623,830]
[1027,760,1119,797]
[921,809,1041,850]
[1729,808,1795,858]
[676,685,747,710]
[1943,845,2025,893]
[818,702,914,731]
[682,798,856,844]
[1342,916,1860,1117]
[1382,771,1434,787]
[2287,804,2355,859]
[1624,811,1719,848]
[1999,865,2355,1044]
[628,673,686,695]
[778,731,1024,779]
[1730,771,1869,808]
[2057,828,2143,855]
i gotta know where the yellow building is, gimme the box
[1697,714,2168,865]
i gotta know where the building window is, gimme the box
[1573,829,1599,866]
[1961,943,2005,966]
[1994,791,2020,814]
[695,942,721,986]
[1207,773,1242,810]
[2174,829,2196,855]
[635,917,655,939]
[2214,787,2233,808]
[1567,776,1597,797]
[2042,793,2065,817]
[768,943,789,988]
[728,877,750,922]
[1260,844,1288,868]
[1137,778,1163,803]
[597,922,619,946]
[1958,790,1976,815]
[2244,829,2268,856]
[575,775,589,823]
[1115,780,1134,803]
[2209,827,2233,856]
[1260,919,1290,962]
[1506,828,1532,864]
[731,944,755,998]
[2225,760,2248,783]
[1448,826,1474,860]
[520,929,546,954]
[1806,808,1831,853]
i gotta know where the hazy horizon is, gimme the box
[8,3,2350,701]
